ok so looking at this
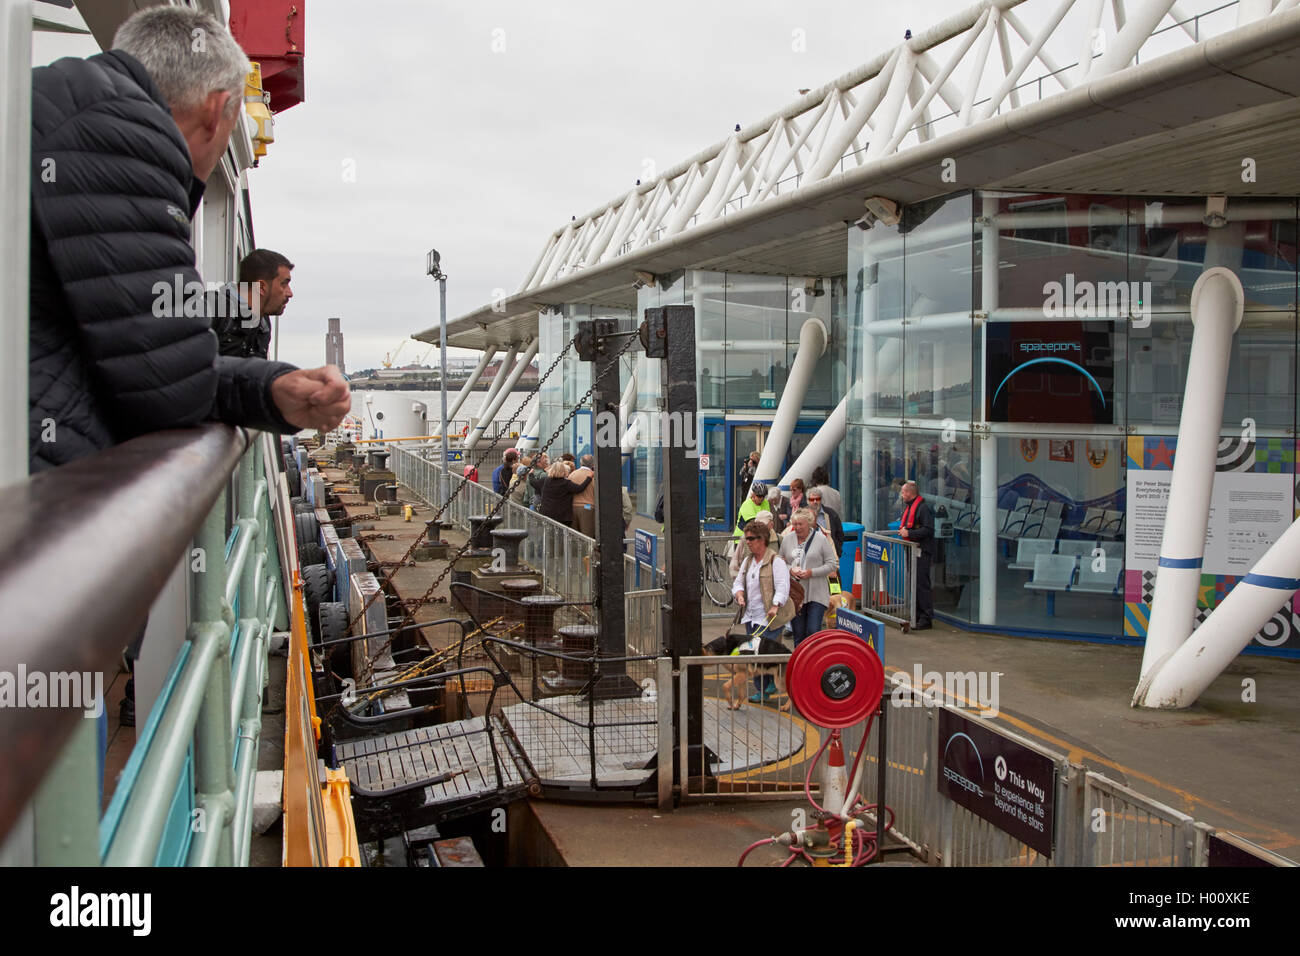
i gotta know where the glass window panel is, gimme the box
[977,192,1128,312]
[847,219,905,423]
[724,275,787,409]
[902,193,973,422]
[690,270,727,411]
[1132,198,1296,313]
[1127,311,1296,430]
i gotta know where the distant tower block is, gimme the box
[325,317,346,374]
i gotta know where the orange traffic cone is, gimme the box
[852,547,863,610]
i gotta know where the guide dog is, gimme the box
[702,630,792,710]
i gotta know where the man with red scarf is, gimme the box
[898,480,935,630]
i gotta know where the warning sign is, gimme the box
[863,538,889,566]
[699,454,709,471]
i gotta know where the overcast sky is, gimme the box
[38,0,974,370]
[250,0,987,371]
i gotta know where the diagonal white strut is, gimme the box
[1133,268,1244,708]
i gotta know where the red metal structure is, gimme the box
[229,0,306,113]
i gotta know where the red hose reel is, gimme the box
[786,629,885,728]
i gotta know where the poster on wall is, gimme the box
[985,321,1115,425]
[1049,440,1074,463]
[1124,436,1300,653]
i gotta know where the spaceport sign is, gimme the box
[936,710,1057,857]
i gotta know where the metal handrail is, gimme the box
[0,422,294,866]
[0,424,249,841]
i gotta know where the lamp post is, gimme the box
[427,248,450,506]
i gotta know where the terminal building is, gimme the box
[416,0,1300,660]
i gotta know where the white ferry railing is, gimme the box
[0,425,290,865]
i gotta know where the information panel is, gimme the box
[936,710,1057,857]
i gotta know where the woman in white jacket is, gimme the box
[779,508,839,646]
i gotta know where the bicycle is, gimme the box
[701,534,736,608]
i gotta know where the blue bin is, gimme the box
[840,521,864,592]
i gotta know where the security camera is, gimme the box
[633,270,656,289]
[864,196,900,227]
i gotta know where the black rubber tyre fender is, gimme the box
[286,462,301,497]
[302,564,331,640]
[299,541,326,569]
[294,511,319,550]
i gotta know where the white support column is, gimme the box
[978,430,998,625]
[516,404,542,453]
[754,317,828,487]
[1138,268,1244,683]
[618,369,638,454]
[1137,518,1300,708]
[978,0,1075,120]
[473,342,517,428]
[805,54,895,183]
[665,152,727,237]
[865,49,916,160]
[463,338,538,453]
[978,194,998,625]
[1235,0,1273,26]
[960,8,998,124]
[1092,0,1177,77]
[1074,0,1107,84]
[779,396,847,488]
[445,345,497,423]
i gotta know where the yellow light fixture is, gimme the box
[244,62,275,163]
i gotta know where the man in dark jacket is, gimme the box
[492,450,519,497]
[898,480,936,629]
[28,6,348,474]
[212,249,295,358]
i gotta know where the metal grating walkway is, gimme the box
[335,715,526,806]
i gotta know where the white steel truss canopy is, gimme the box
[416,0,1300,350]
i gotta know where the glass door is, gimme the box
[701,419,729,528]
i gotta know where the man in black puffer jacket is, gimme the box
[28,6,348,473]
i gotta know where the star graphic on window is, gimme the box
[1148,440,1175,470]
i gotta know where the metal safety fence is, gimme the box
[675,654,822,801]
[392,446,594,602]
[1082,771,1199,867]
[859,531,917,630]
[660,666,1286,867]
[391,445,662,670]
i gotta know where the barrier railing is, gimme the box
[676,654,823,800]
[1082,771,1197,867]
[625,588,665,658]
[659,664,1287,868]
[392,446,595,601]
[859,531,917,630]
[392,446,662,658]
[0,425,304,866]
